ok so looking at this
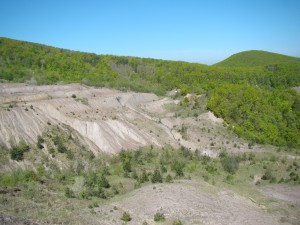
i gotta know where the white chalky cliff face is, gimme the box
[0,84,171,154]
[0,83,231,157]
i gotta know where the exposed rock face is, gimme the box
[0,83,251,157]
[0,84,174,154]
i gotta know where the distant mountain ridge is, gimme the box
[214,50,300,67]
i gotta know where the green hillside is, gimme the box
[215,50,300,67]
[0,37,300,148]
[1,37,300,91]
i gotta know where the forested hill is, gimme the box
[1,37,300,92]
[0,37,300,148]
[215,50,300,67]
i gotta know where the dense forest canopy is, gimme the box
[0,37,299,147]
[215,50,300,67]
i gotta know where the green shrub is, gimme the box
[64,187,75,198]
[160,164,167,173]
[179,146,193,159]
[261,168,273,180]
[36,135,44,149]
[154,212,165,222]
[165,174,173,183]
[171,160,185,177]
[95,187,107,199]
[98,173,110,188]
[225,174,234,183]
[248,152,255,161]
[219,150,227,158]
[221,155,239,174]
[122,160,132,173]
[200,155,211,165]
[179,125,188,140]
[102,165,111,175]
[173,219,183,225]
[289,171,299,181]
[205,164,217,174]
[56,141,67,153]
[140,169,149,183]
[79,191,88,199]
[10,141,30,161]
[131,169,138,179]
[10,146,25,161]
[134,181,141,189]
[111,185,119,195]
[88,202,99,208]
[18,140,30,151]
[121,211,132,222]
[151,168,163,183]
[203,174,209,182]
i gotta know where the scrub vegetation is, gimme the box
[0,128,299,223]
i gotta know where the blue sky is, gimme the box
[0,0,299,64]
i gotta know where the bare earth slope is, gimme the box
[0,84,176,154]
[0,83,254,158]
[92,181,281,225]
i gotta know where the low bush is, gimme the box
[10,146,25,161]
[221,155,240,174]
[165,174,173,183]
[121,212,132,222]
[10,141,30,161]
[36,135,44,149]
[151,168,163,183]
[173,219,183,225]
[171,160,185,177]
[64,187,75,198]
[261,168,273,180]
[154,212,165,222]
